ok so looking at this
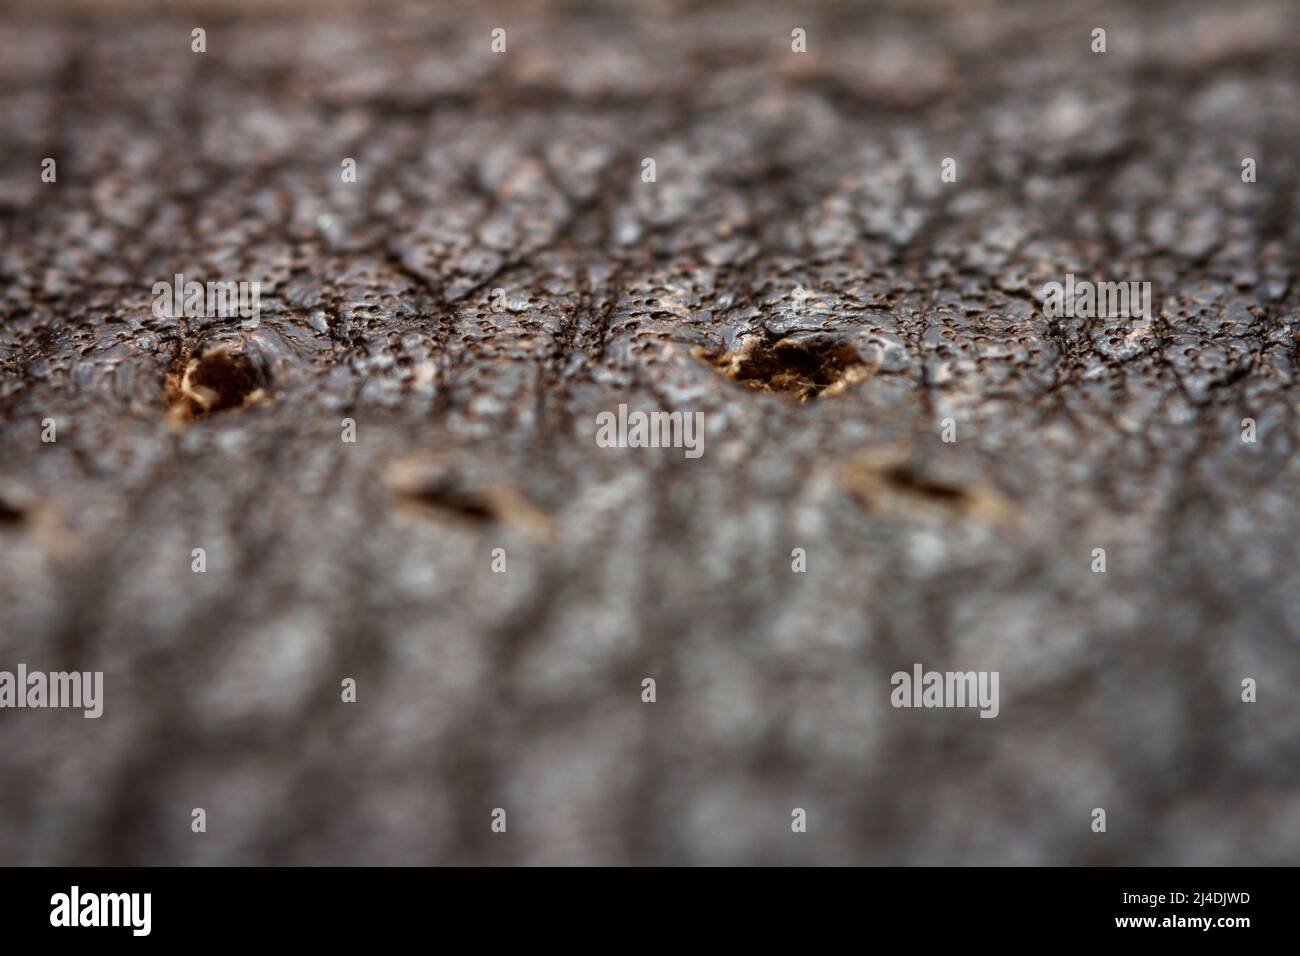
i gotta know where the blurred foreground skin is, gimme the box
[1,0,1299,865]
